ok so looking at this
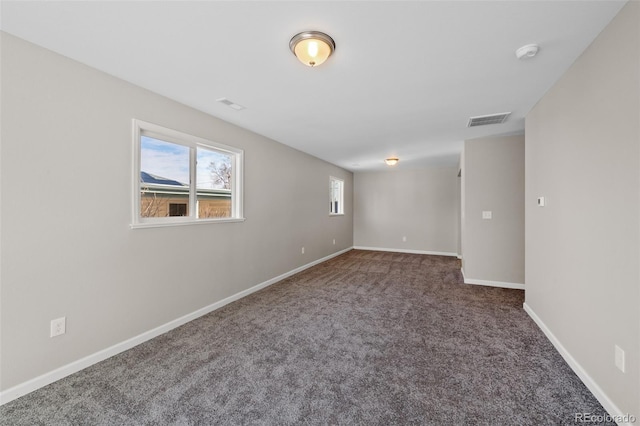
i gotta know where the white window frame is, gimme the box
[330,176,344,216]
[132,119,244,228]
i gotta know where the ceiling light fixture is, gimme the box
[289,31,335,67]
[515,44,539,59]
[385,157,399,166]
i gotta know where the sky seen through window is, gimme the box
[141,136,231,189]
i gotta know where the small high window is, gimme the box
[133,119,244,228]
[330,176,344,215]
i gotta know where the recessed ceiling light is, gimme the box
[216,98,246,111]
[515,44,539,59]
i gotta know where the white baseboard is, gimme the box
[456,254,462,260]
[353,246,458,257]
[460,267,524,290]
[0,247,353,406]
[523,303,633,426]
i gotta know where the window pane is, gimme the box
[140,136,190,218]
[196,146,232,218]
[330,178,343,214]
[169,203,187,216]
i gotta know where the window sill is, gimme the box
[131,217,246,229]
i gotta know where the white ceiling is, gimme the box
[0,1,627,171]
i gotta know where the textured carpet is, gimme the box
[1,250,613,425]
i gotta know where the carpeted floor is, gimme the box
[1,250,613,425]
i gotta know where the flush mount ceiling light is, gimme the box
[289,31,335,67]
[385,157,399,166]
[515,44,539,59]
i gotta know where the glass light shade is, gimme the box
[290,31,335,67]
[385,157,399,166]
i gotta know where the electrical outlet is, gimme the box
[50,317,66,337]
[482,211,492,219]
[402,236,407,242]
[301,247,305,254]
[333,239,336,245]
[615,345,625,373]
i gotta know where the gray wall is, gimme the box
[525,1,638,417]
[461,135,525,285]
[0,33,353,391]
[353,168,458,255]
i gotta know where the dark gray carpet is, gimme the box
[1,250,613,425]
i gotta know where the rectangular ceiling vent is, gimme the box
[216,97,246,111]
[467,112,511,127]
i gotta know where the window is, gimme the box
[169,203,187,217]
[133,119,244,228]
[330,176,344,215]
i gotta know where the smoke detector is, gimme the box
[515,44,539,59]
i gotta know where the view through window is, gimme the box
[133,120,243,227]
[330,176,344,215]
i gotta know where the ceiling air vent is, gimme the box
[467,112,511,127]
[216,98,246,111]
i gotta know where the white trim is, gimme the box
[0,247,353,406]
[353,246,458,257]
[130,217,245,229]
[460,267,524,289]
[464,278,525,290]
[456,254,462,260]
[523,303,633,426]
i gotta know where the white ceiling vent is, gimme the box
[216,98,246,111]
[467,112,511,127]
